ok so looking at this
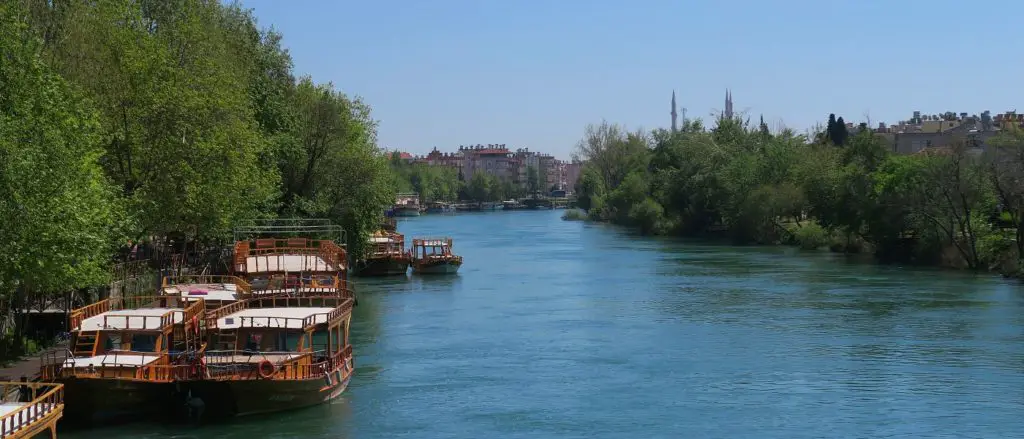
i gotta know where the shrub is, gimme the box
[793,222,830,250]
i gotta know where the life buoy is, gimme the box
[257,360,275,379]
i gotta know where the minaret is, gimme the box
[670,90,678,132]
[724,89,734,120]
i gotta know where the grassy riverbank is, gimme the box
[569,117,1024,277]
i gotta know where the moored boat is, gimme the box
[40,295,205,426]
[394,193,421,217]
[410,237,463,275]
[355,232,410,277]
[177,295,354,420]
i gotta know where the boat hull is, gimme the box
[179,372,350,420]
[58,377,176,426]
[413,260,462,274]
[356,256,410,276]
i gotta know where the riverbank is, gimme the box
[570,119,1024,277]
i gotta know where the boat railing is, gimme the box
[206,296,353,330]
[234,239,348,273]
[162,274,253,296]
[0,381,63,438]
[70,295,191,331]
[202,346,352,381]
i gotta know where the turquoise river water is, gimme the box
[67,210,1024,438]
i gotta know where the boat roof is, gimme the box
[241,254,341,273]
[217,307,334,330]
[63,353,161,368]
[80,309,183,331]
[163,282,239,302]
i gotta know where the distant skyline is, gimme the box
[240,0,1023,160]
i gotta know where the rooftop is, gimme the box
[80,309,182,331]
[217,307,334,330]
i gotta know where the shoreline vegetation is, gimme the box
[565,117,1024,279]
[1,1,394,360]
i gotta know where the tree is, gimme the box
[0,2,127,347]
[526,165,540,193]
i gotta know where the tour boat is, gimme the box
[394,193,421,217]
[410,237,463,274]
[0,381,64,438]
[40,295,205,425]
[231,219,354,301]
[424,202,455,214]
[355,231,411,277]
[176,295,354,420]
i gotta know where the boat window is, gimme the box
[132,334,158,352]
[311,329,330,353]
[104,333,122,351]
[276,332,302,351]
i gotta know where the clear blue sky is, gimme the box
[240,0,1022,160]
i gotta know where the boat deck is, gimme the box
[62,354,160,368]
[0,402,57,434]
[163,283,239,302]
[80,309,183,331]
[243,255,339,273]
[217,307,334,329]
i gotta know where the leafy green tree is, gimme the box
[0,3,127,340]
[526,165,540,193]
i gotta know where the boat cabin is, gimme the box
[162,275,253,309]
[44,296,205,382]
[233,238,351,298]
[369,232,406,257]
[0,381,63,438]
[411,237,456,260]
[202,296,354,381]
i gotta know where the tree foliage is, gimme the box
[1,0,396,315]
[575,112,1010,270]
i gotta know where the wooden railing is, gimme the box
[0,381,63,438]
[71,295,190,331]
[69,299,111,330]
[204,345,353,382]
[234,239,348,273]
[162,274,253,296]
[206,296,354,330]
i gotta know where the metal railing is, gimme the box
[0,381,63,438]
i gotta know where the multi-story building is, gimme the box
[424,147,463,169]
[563,160,583,193]
[870,109,1020,155]
[460,144,516,181]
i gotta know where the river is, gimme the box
[67,209,1024,438]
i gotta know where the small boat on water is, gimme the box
[40,295,205,425]
[355,231,411,276]
[410,237,463,274]
[177,295,355,420]
[394,193,421,217]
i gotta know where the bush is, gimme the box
[561,209,587,221]
[792,222,830,250]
